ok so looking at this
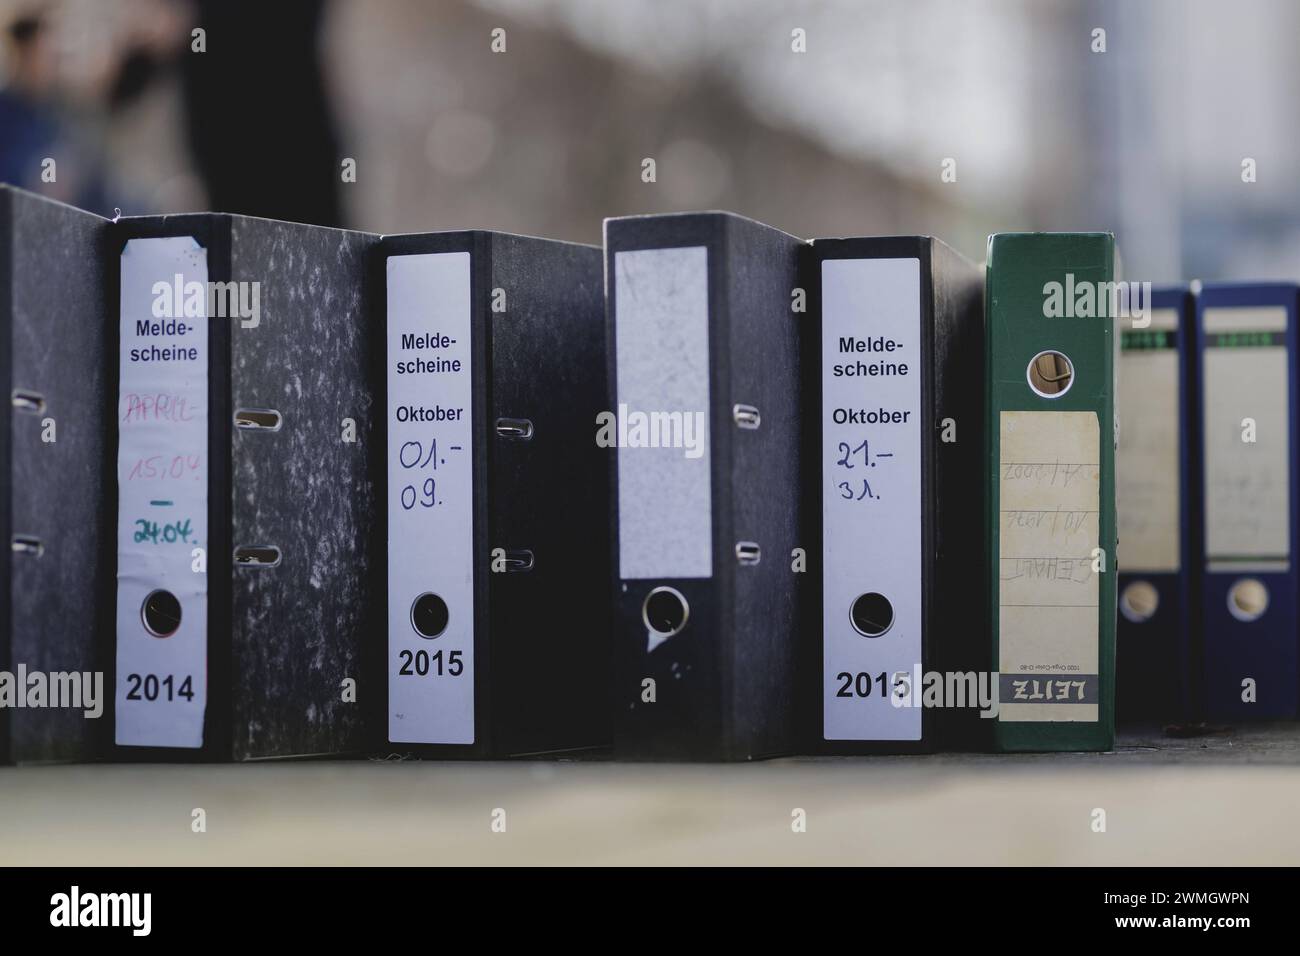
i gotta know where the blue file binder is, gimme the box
[1194,282,1299,720]
[1116,285,1197,723]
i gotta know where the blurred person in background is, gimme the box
[1,0,345,227]
[0,7,70,199]
[0,0,191,214]
[180,0,344,227]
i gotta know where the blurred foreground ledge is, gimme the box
[1,723,1296,866]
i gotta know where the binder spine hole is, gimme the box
[411,592,450,639]
[234,545,282,568]
[732,404,761,429]
[1026,350,1075,399]
[642,586,689,638]
[10,534,43,557]
[850,592,894,638]
[1227,578,1269,622]
[1120,580,1160,623]
[233,408,283,431]
[495,418,534,440]
[11,390,46,414]
[734,541,762,566]
[141,589,182,638]
[500,549,535,572]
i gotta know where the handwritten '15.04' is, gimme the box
[126,454,202,481]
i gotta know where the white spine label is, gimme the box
[822,257,922,741]
[614,246,712,581]
[1117,308,1181,572]
[115,237,209,748]
[387,252,475,745]
[1202,306,1290,570]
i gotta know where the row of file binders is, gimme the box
[0,183,1294,763]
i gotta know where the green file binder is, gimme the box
[986,233,1118,751]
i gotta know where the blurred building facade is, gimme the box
[3,0,1299,280]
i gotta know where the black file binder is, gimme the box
[807,236,985,754]
[606,212,808,761]
[382,231,610,757]
[109,213,378,760]
[0,186,111,764]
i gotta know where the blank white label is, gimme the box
[614,246,712,581]
[1117,308,1180,572]
[115,237,209,748]
[387,252,475,745]
[1203,306,1290,570]
[821,257,922,741]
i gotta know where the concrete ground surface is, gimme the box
[1,723,1296,866]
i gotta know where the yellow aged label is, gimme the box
[999,411,1100,722]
